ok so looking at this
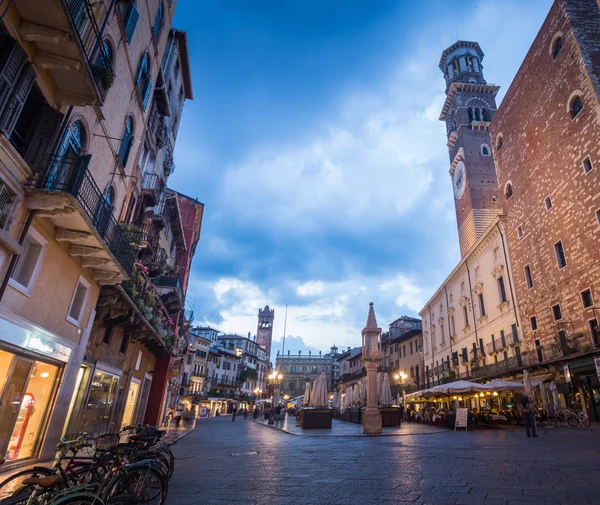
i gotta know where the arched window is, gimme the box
[69,121,86,155]
[468,107,474,122]
[481,144,490,156]
[570,95,583,119]
[505,182,513,200]
[118,116,134,167]
[136,52,152,110]
[552,37,563,59]
[496,134,503,150]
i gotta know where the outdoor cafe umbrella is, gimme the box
[353,383,361,406]
[310,372,328,407]
[303,381,311,407]
[523,369,536,409]
[380,372,393,406]
[332,391,338,408]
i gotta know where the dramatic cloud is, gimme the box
[173,0,553,357]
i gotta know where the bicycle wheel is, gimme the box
[567,414,580,427]
[102,464,167,505]
[581,414,591,427]
[48,493,103,505]
[147,448,174,480]
[0,467,53,504]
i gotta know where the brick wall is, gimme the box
[490,0,600,355]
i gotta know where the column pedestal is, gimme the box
[363,361,382,434]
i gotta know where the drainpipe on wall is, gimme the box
[443,284,454,366]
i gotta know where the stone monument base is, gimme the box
[362,406,382,434]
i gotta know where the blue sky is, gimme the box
[170,0,552,357]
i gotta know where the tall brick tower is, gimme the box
[257,305,274,360]
[439,41,501,256]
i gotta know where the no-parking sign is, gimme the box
[595,357,600,381]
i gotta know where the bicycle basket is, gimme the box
[95,433,120,451]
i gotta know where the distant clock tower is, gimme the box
[257,305,274,360]
[439,41,501,256]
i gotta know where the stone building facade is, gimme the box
[418,40,521,388]
[275,346,338,396]
[489,0,600,420]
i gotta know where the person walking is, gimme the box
[175,405,183,428]
[253,406,259,420]
[243,408,248,420]
[518,396,538,437]
[232,409,237,422]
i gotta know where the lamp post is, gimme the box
[268,371,283,424]
[394,371,408,404]
[253,387,263,404]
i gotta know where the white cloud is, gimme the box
[296,281,325,296]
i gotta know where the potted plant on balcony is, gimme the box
[91,62,115,91]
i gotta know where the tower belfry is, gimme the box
[439,41,501,256]
[256,305,274,360]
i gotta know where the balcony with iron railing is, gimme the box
[10,0,114,106]
[154,274,184,313]
[142,172,164,208]
[26,155,139,283]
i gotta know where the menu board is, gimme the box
[455,408,469,430]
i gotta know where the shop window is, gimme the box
[121,378,141,428]
[77,369,120,437]
[0,351,59,462]
[67,276,90,326]
[9,227,48,296]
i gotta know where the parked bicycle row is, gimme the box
[0,424,174,505]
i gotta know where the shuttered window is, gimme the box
[136,52,152,111]
[22,104,63,174]
[153,2,164,39]
[118,116,134,167]
[123,4,139,43]
[0,180,14,228]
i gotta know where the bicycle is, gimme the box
[561,408,591,427]
[1,436,168,505]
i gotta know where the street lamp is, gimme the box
[394,371,408,399]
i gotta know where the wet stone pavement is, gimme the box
[165,417,600,505]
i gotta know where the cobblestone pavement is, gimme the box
[165,417,600,505]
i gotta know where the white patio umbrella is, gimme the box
[380,372,393,406]
[303,381,311,407]
[353,383,360,406]
[310,372,328,407]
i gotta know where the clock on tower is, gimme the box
[439,41,501,257]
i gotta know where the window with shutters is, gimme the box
[123,3,139,43]
[9,227,48,296]
[118,116,134,167]
[153,2,164,40]
[0,180,15,229]
[136,52,152,110]
[67,275,90,327]
[0,38,63,173]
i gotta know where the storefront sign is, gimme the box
[0,314,71,363]
[564,365,572,383]
[455,407,468,430]
[27,335,71,362]
[594,358,600,381]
